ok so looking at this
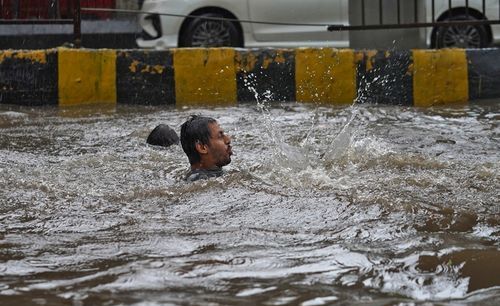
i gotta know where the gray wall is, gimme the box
[349,0,427,49]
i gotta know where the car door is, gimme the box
[248,0,348,46]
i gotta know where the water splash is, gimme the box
[321,107,358,164]
[240,69,364,189]
[242,72,287,161]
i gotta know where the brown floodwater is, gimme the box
[0,101,498,305]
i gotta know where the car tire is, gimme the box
[179,13,242,48]
[434,14,489,48]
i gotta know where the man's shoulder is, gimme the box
[185,168,224,182]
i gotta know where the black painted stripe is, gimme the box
[236,49,295,103]
[467,49,500,101]
[355,50,413,106]
[116,50,175,105]
[0,50,57,106]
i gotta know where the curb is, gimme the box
[1,47,499,107]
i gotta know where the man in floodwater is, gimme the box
[180,115,233,182]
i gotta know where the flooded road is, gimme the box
[0,102,499,305]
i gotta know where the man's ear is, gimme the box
[195,142,208,155]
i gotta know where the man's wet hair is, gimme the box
[147,124,179,147]
[180,115,216,165]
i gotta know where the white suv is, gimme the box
[137,0,349,48]
[136,0,499,49]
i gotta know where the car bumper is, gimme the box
[137,35,178,48]
[137,1,184,48]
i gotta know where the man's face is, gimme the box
[206,122,232,168]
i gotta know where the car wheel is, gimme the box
[434,14,489,48]
[179,13,242,47]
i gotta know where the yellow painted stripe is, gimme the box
[295,48,356,105]
[58,48,116,106]
[413,49,468,107]
[173,48,236,107]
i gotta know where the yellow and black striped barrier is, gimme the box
[0,47,499,107]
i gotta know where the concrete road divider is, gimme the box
[1,47,499,107]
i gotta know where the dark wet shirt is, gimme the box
[185,168,224,182]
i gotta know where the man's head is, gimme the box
[147,124,179,147]
[180,115,232,169]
